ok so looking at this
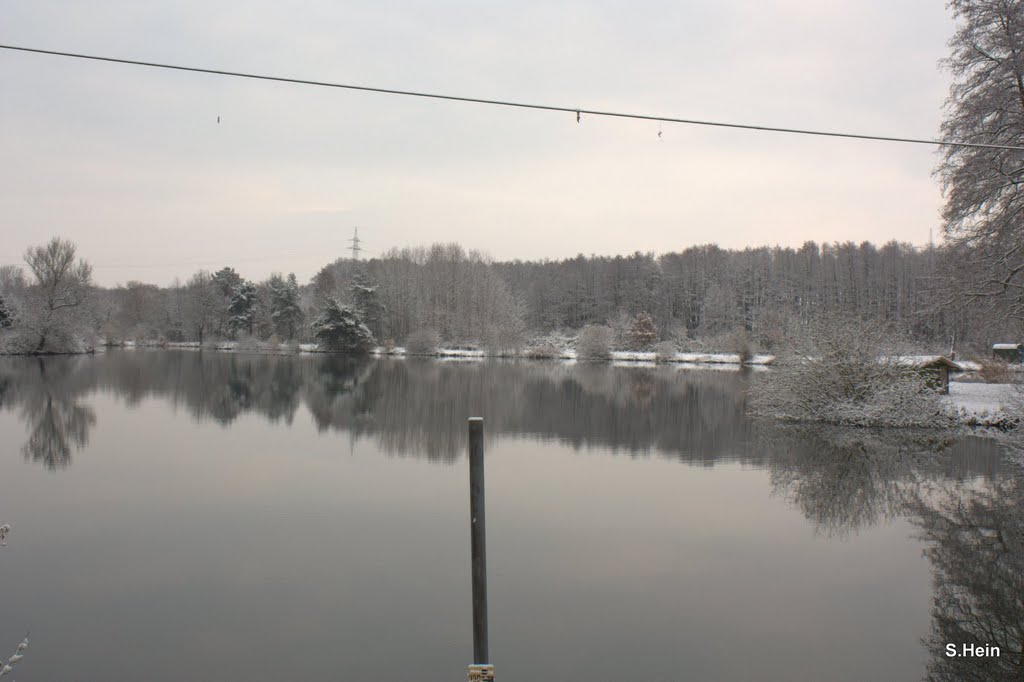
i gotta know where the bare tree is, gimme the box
[938,0,1024,323]
[182,271,219,343]
[0,265,27,295]
[21,237,93,352]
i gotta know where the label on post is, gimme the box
[467,663,495,681]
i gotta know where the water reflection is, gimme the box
[0,351,756,464]
[762,426,972,537]
[910,479,1024,680]
[0,357,96,469]
[0,351,1021,678]
[0,352,1007,478]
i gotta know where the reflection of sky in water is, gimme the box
[0,352,1017,681]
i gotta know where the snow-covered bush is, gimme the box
[0,295,11,329]
[654,340,677,363]
[406,328,441,355]
[234,333,261,352]
[628,313,658,350]
[577,325,613,361]
[749,316,954,428]
[525,342,560,359]
[482,315,527,357]
[311,298,375,354]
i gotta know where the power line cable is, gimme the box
[3,43,1023,152]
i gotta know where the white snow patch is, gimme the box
[438,348,486,358]
[947,382,1019,417]
[372,347,407,356]
[884,355,959,368]
[675,352,774,365]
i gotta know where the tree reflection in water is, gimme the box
[763,422,1021,679]
[910,478,1024,681]
[6,358,96,470]
[763,425,955,537]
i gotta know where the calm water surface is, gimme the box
[0,351,1017,681]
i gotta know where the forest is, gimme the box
[0,236,1011,357]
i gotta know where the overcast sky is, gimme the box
[1,1,955,286]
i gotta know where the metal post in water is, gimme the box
[467,417,494,681]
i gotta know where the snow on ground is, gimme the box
[111,340,775,366]
[676,352,774,365]
[565,350,773,364]
[947,382,1019,417]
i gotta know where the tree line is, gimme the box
[0,235,1014,355]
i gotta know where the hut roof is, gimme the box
[886,355,961,370]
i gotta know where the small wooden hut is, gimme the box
[889,355,960,394]
[992,343,1024,364]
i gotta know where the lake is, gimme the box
[0,351,1017,681]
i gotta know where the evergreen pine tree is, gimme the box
[311,298,375,353]
[350,272,384,340]
[269,273,304,340]
[228,281,258,336]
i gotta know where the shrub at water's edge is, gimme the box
[577,325,613,361]
[405,328,441,355]
[748,316,956,429]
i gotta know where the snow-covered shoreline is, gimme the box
[946,382,1020,426]
[104,340,777,366]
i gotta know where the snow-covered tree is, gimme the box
[0,265,27,296]
[269,273,303,340]
[182,271,219,343]
[311,298,375,353]
[211,267,242,298]
[938,0,1024,322]
[0,295,11,329]
[20,237,93,352]
[228,281,258,336]
[482,309,527,356]
[211,267,242,336]
[350,272,384,340]
[311,266,337,304]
